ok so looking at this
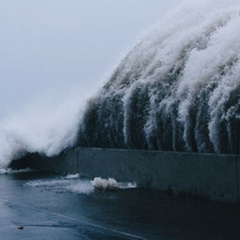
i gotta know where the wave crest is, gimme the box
[78,0,240,154]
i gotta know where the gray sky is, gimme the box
[0,0,182,118]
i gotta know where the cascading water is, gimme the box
[2,0,240,170]
[78,0,240,154]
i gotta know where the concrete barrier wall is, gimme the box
[77,148,240,204]
[10,148,240,204]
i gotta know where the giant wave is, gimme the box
[78,0,240,154]
[1,0,240,169]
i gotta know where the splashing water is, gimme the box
[1,0,240,169]
[0,87,92,168]
[26,175,95,195]
[26,175,137,195]
[78,0,240,154]
[91,177,137,190]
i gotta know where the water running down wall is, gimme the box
[78,0,240,154]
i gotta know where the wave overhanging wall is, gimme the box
[78,0,240,154]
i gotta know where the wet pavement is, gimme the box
[1,171,240,240]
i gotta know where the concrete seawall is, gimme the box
[10,148,240,204]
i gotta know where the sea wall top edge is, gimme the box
[74,147,240,158]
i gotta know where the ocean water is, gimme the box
[1,0,240,169]
[78,0,240,154]
[0,90,89,168]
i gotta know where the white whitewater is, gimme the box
[1,0,240,169]
[0,89,90,168]
[26,175,137,195]
[78,0,240,154]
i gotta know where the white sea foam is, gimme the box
[0,168,32,175]
[1,0,240,168]
[65,173,80,179]
[78,0,240,154]
[26,176,137,195]
[0,86,93,168]
[26,177,95,195]
[91,177,137,190]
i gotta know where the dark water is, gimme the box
[1,171,240,240]
[77,2,240,154]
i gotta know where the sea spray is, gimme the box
[2,0,240,169]
[91,177,137,190]
[26,175,136,194]
[78,0,240,154]
[0,87,92,168]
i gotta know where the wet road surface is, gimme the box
[1,171,240,240]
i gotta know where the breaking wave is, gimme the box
[0,88,91,168]
[78,0,240,154]
[1,0,240,169]
[0,168,32,175]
